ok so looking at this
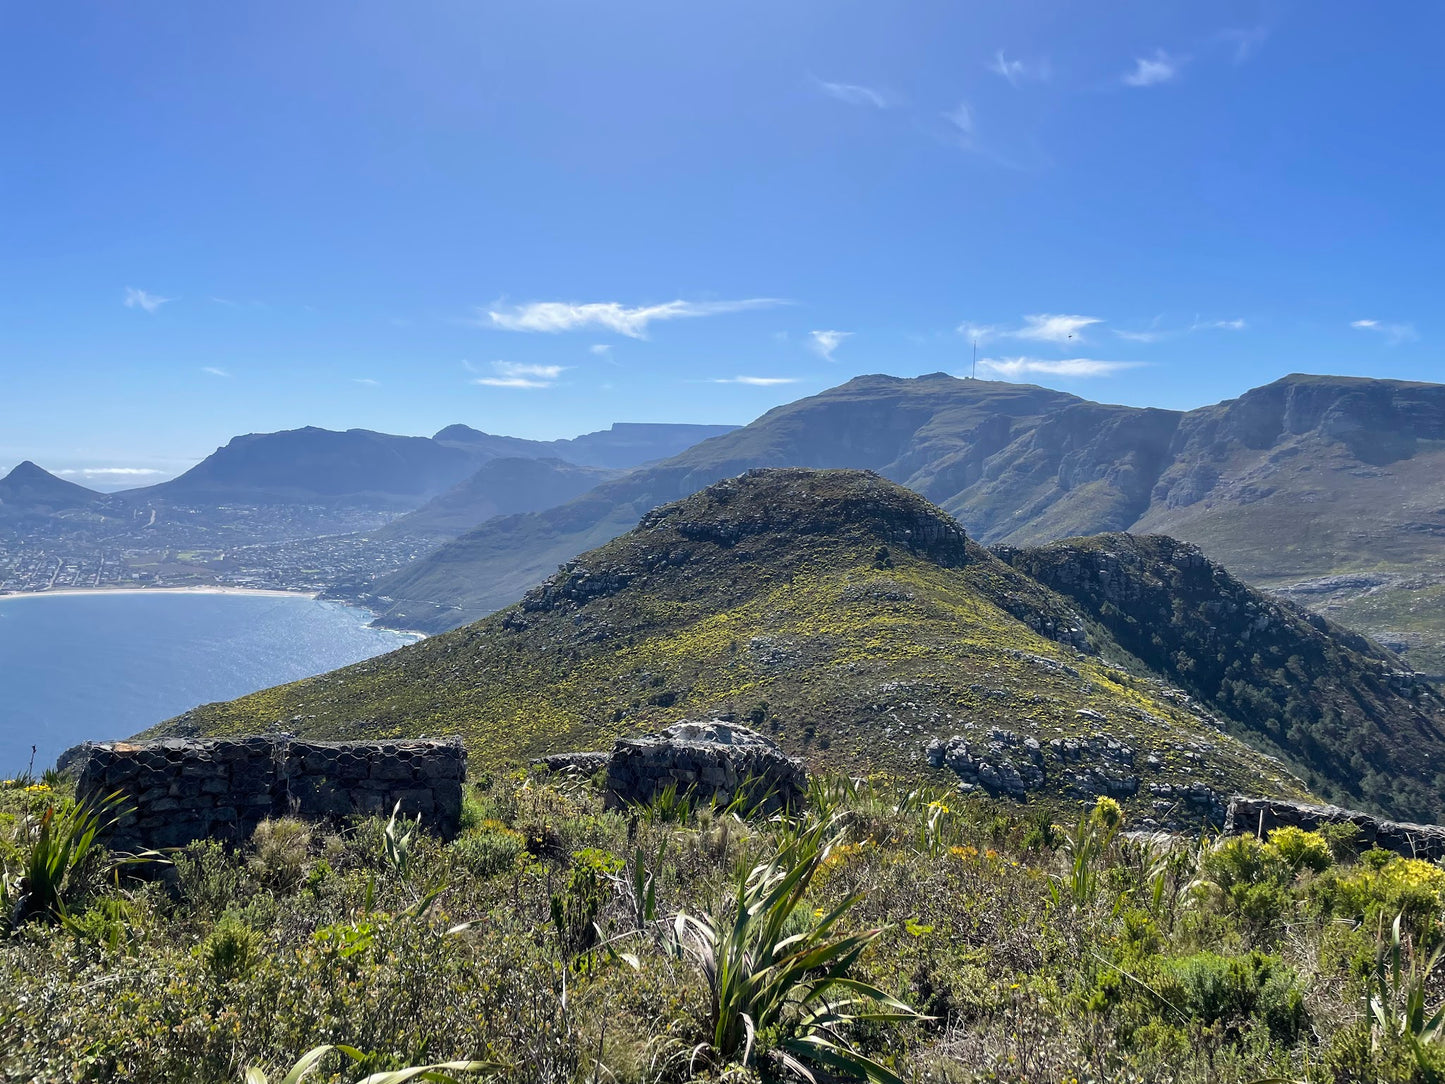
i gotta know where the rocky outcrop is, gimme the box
[1224,796,1445,860]
[70,736,465,851]
[927,727,1140,803]
[534,720,807,814]
[605,720,806,814]
[530,751,610,775]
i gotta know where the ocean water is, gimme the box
[0,592,421,773]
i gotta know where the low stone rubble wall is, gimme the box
[69,736,466,851]
[533,720,806,814]
[1224,796,1445,860]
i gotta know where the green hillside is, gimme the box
[158,468,1445,823]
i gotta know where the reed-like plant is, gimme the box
[673,813,920,1083]
[1370,912,1445,1056]
[1,790,159,929]
[244,1044,493,1084]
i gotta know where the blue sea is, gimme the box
[0,591,422,773]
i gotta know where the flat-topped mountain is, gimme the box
[156,468,1445,822]
[118,420,736,511]
[435,421,739,470]
[356,373,1445,676]
[0,461,103,514]
[121,427,486,509]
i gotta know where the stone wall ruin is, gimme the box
[69,736,466,851]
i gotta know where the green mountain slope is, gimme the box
[357,374,1445,683]
[157,468,1445,823]
[373,457,621,540]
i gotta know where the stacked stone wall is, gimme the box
[1224,796,1445,861]
[71,736,465,851]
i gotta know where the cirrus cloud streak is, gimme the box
[472,361,567,389]
[979,356,1144,379]
[482,298,787,339]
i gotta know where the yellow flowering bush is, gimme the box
[1266,825,1333,873]
[1311,852,1445,941]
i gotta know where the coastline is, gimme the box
[0,584,428,639]
[0,585,318,601]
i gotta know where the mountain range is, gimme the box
[157,468,1445,823]
[345,373,1445,680]
[115,421,736,510]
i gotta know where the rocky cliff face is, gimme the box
[999,533,1445,821]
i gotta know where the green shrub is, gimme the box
[1156,950,1306,1043]
[175,838,253,914]
[451,823,525,879]
[200,915,260,981]
[1312,854,1445,944]
[550,848,621,962]
[250,818,313,892]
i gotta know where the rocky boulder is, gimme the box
[602,720,806,814]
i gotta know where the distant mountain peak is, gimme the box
[0,460,102,509]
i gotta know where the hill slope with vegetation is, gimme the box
[159,469,1445,823]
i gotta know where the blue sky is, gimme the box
[3,1,1442,485]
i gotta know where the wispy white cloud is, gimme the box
[809,329,851,361]
[943,102,974,136]
[1217,27,1268,64]
[353,378,380,386]
[813,78,890,108]
[202,366,230,378]
[1011,313,1103,343]
[962,315,1103,344]
[589,344,612,356]
[710,376,801,386]
[1352,319,1418,345]
[989,50,1050,85]
[1123,50,1181,87]
[1113,316,1246,342]
[472,361,567,389]
[979,357,1144,379]
[482,298,787,338]
[57,467,167,480]
[124,287,171,313]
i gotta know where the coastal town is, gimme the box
[0,504,427,596]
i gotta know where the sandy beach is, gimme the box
[0,586,319,601]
